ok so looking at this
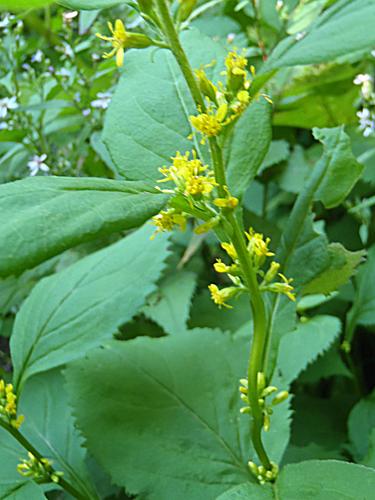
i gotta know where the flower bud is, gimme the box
[272,390,289,406]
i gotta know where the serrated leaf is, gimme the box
[103,29,226,182]
[226,98,272,196]
[19,370,97,499]
[218,460,375,499]
[313,127,364,208]
[11,225,170,392]
[0,177,167,277]
[264,0,375,70]
[348,390,375,462]
[302,243,365,295]
[143,271,197,335]
[66,330,253,499]
[277,315,341,384]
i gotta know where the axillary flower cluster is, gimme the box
[0,379,24,429]
[18,452,63,484]
[209,229,295,309]
[190,50,254,143]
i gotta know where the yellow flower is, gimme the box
[264,261,280,283]
[221,242,237,261]
[266,273,296,302]
[190,103,228,141]
[185,174,216,196]
[245,228,274,267]
[0,380,24,429]
[213,259,231,273]
[96,19,128,67]
[208,284,238,308]
[151,210,187,237]
[225,50,248,76]
[213,196,239,209]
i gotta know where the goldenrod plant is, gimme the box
[0,0,374,499]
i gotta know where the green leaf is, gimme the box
[347,245,375,329]
[302,243,366,295]
[0,0,51,9]
[313,127,364,208]
[57,0,122,9]
[348,390,375,462]
[0,427,29,493]
[226,98,272,196]
[103,29,226,182]
[11,225,170,391]
[0,176,166,277]
[219,461,375,499]
[260,140,289,171]
[143,270,197,335]
[277,315,341,384]
[66,330,253,499]
[0,481,47,499]
[276,460,375,500]
[264,0,375,70]
[19,370,97,499]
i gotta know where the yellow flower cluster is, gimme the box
[248,460,279,485]
[18,452,63,484]
[208,228,295,309]
[239,373,289,431]
[151,209,187,238]
[190,50,254,142]
[0,380,24,429]
[158,151,217,197]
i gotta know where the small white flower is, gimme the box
[0,122,8,130]
[31,49,43,63]
[0,97,18,119]
[295,31,306,41]
[0,14,11,29]
[91,92,112,109]
[227,33,236,43]
[63,11,78,22]
[276,0,284,10]
[354,74,372,85]
[372,50,375,58]
[82,108,91,117]
[27,154,50,176]
[56,67,71,78]
[357,108,375,137]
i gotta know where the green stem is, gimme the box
[154,0,272,470]
[0,420,89,500]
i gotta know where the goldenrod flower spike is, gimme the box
[208,284,238,309]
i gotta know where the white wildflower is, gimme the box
[91,92,112,109]
[31,49,43,63]
[27,154,50,176]
[0,97,18,119]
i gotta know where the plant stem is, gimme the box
[0,420,90,500]
[154,0,272,470]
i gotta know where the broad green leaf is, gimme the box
[348,390,375,461]
[66,330,252,499]
[0,427,29,493]
[264,0,375,70]
[58,0,122,9]
[219,461,375,499]
[362,429,375,468]
[346,245,375,329]
[0,0,51,9]
[226,98,272,196]
[0,481,47,499]
[277,315,341,384]
[103,30,226,182]
[19,370,97,499]
[0,176,166,277]
[143,270,197,335]
[313,127,364,208]
[276,460,375,500]
[302,243,365,295]
[11,225,170,391]
[66,329,293,499]
[299,345,352,383]
[286,0,326,34]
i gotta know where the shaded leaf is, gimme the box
[11,225,170,391]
